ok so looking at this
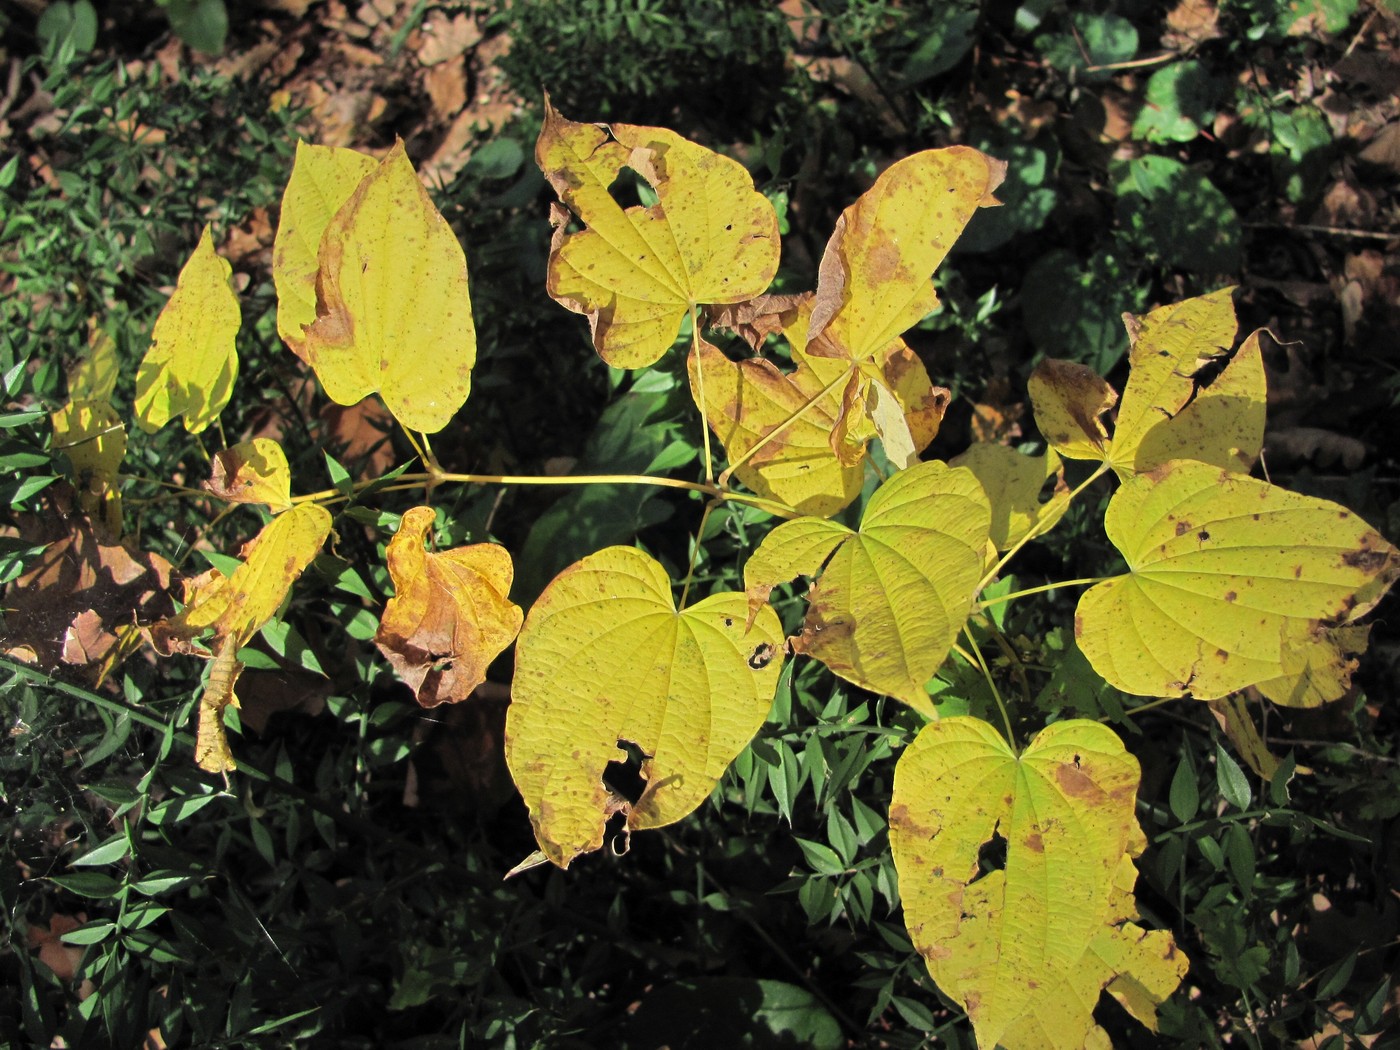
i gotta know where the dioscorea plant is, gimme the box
[44,100,1398,1049]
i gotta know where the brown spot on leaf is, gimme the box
[1024,832,1044,853]
[1224,591,1237,602]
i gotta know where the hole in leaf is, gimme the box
[604,738,650,805]
[970,824,1007,884]
[607,167,658,212]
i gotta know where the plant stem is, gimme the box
[690,302,715,484]
[288,471,800,519]
[975,577,1108,610]
[975,460,1111,593]
[961,625,1016,750]
[678,499,718,608]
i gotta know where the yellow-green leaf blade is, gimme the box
[375,506,523,707]
[302,141,476,434]
[203,439,294,513]
[749,461,989,716]
[1077,460,1399,699]
[890,717,1187,1050]
[272,140,377,358]
[951,442,1069,551]
[506,546,784,868]
[1108,289,1265,476]
[808,147,1003,363]
[51,400,126,536]
[134,225,241,435]
[538,102,780,368]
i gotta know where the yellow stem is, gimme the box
[690,303,715,484]
[678,499,719,608]
[976,460,1111,593]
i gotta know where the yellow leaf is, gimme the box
[807,147,1004,363]
[374,506,523,707]
[1207,695,1280,780]
[51,400,126,537]
[134,225,241,435]
[302,140,476,434]
[272,140,377,358]
[744,461,990,716]
[537,99,780,368]
[1077,460,1399,700]
[155,503,332,651]
[151,504,331,771]
[1254,621,1372,708]
[197,637,242,774]
[951,442,1069,551]
[68,320,118,403]
[203,439,294,513]
[506,546,785,868]
[1108,289,1265,476]
[890,717,1188,1050]
[692,298,949,517]
[1027,358,1117,462]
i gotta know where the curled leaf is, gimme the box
[150,503,332,772]
[507,546,784,868]
[537,99,780,368]
[1108,289,1264,476]
[204,439,294,513]
[375,506,523,707]
[272,140,377,357]
[807,147,1005,362]
[1027,358,1117,461]
[301,140,476,434]
[744,461,990,716]
[134,225,241,435]
[890,717,1188,1050]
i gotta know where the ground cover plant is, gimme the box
[4,2,1400,1049]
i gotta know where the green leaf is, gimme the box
[1215,743,1252,810]
[616,977,843,1050]
[795,838,845,876]
[1115,156,1242,274]
[71,834,131,867]
[1022,249,1145,375]
[890,717,1188,1048]
[165,0,227,53]
[1133,62,1216,143]
[47,871,121,898]
[1169,756,1200,824]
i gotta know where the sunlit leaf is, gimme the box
[375,506,523,707]
[51,400,126,536]
[151,503,332,771]
[1077,460,1399,700]
[1027,358,1117,462]
[537,98,780,368]
[745,461,990,716]
[272,140,377,358]
[890,716,1188,1050]
[1107,289,1264,477]
[301,140,476,434]
[67,320,118,403]
[693,297,948,517]
[203,439,294,513]
[1207,695,1281,780]
[506,546,784,867]
[806,147,1004,364]
[1254,621,1372,708]
[133,225,240,434]
[951,442,1068,550]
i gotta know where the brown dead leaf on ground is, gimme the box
[27,913,94,995]
[320,397,396,478]
[405,681,514,816]
[2,507,174,669]
[424,62,468,122]
[418,11,482,66]
[1162,0,1222,48]
[237,668,331,733]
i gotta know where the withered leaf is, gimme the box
[374,506,523,707]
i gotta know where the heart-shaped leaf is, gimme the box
[507,546,785,867]
[890,716,1188,1050]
